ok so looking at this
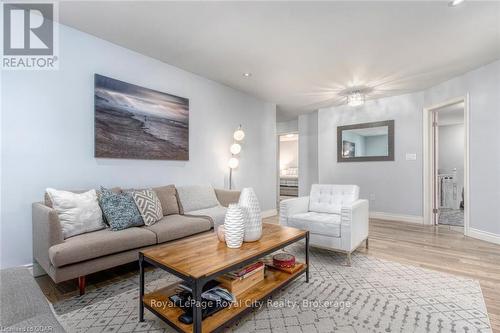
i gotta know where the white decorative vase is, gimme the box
[224,204,245,248]
[239,187,262,242]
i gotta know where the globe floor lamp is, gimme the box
[228,125,245,189]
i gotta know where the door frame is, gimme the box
[276,132,299,209]
[423,95,470,235]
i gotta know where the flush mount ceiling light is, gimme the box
[347,91,365,107]
[449,0,465,6]
[242,72,252,78]
[339,86,372,107]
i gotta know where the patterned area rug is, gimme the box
[53,244,491,333]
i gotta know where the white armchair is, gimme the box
[280,184,369,265]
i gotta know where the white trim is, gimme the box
[276,135,280,210]
[369,211,424,224]
[468,228,500,245]
[262,209,278,218]
[22,262,36,276]
[261,208,278,219]
[423,95,470,236]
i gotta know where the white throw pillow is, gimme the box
[46,188,106,239]
[176,185,220,212]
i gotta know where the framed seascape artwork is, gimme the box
[94,74,189,160]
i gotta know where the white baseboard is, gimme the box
[468,228,500,245]
[262,209,278,218]
[369,211,424,224]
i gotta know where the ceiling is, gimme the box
[58,1,500,121]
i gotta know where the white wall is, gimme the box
[298,112,319,196]
[438,124,465,208]
[277,119,298,135]
[279,140,298,170]
[319,93,424,216]
[424,60,500,235]
[318,60,500,237]
[0,24,276,268]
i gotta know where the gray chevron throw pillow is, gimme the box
[132,190,163,226]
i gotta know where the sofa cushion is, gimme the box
[44,187,122,208]
[132,190,163,226]
[177,185,220,213]
[214,189,240,207]
[187,205,227,229]
[153,185,180,215]
[288,212,341,237]
[49,227,156,267]
[309,184,359,214]
[46,188,106,239]
[98,187,144,231]
[142,215,211,243]
[45,187,122,227]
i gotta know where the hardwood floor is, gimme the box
[36,217,500,332]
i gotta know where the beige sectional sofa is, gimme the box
[32,185,239,294]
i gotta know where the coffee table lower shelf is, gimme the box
[143,265,306,333]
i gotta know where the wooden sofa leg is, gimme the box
[78,276,86,296]
[346,252,352,267]
[365,238,369,249]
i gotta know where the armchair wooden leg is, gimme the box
[78,276,86,296]
[365,238,369,249]
[346,252,352,267]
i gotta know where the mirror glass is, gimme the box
[341,126,389,158]
[337,120,394,162]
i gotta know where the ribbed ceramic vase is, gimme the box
[224,204,245,248]
[239,187,262,242]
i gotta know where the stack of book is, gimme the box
[216,262,264,296]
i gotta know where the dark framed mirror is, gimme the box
[337,120,394,162]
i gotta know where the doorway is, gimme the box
[435,103,465,226]
[277,133,299,205]
[423,96,469,234]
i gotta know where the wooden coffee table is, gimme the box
[139,223,309,333]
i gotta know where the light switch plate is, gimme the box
[406,153,417,161]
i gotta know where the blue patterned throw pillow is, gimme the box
[98,187,144,230]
